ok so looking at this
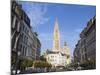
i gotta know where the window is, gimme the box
[23,46,26,56]
[25,27,26,33]
[25,37,27,45]
[22,33,23,42]
[24,35,26,44]
[15,19,18,30]
[22,46,25,56]
[23,34,25,42]
[21,45,23,54]
[26,28,27,34]
[22,25,24,31]
[27,29,28,34]
[20,44,22,50]
[26,29,28,34]
[24,47,27,56]
[20,45,22,55]
[11,14,14,26]
[23,26,25,31]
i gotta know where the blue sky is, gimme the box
[18,1,96,57]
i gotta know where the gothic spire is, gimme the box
[53,17,60,52]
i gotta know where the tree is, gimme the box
[40,55,46,61]
[80,59,96,70]
[20,59,33,70]
[33,61,52,68]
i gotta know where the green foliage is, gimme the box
[80,59,96,69]
[33,61,52,68]
[11,55,16,65]
[20,59,33,68]
[40,55,46,61]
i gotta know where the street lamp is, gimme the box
[17,51,21,73]
[12,50,21,75]
[12,70,16,75]
[88,58,90,61]
[14,51,21,74]
[12,33,21,75]
[18,51,21,56]
[17,70,20,74]
[78,62,80,66]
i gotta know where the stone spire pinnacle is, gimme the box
[53,17,60,52]
[63,41,70,55]
[64,42,67,46]
[54,17,59,30]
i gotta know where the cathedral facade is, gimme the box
[45,18,71,67]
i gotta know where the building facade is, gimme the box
[73,40,81,64]
[11,1,41,72]
[46,51,68,67]
[80,16,96,63]
[34,32,41,60]
[73,16,96,67]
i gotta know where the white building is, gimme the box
[46,51,67,67]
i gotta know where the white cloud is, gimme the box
[20,1,50,28]
[39,33,53,41]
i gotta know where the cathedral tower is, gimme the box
[53,18,60,52]
[63,42,70,55]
